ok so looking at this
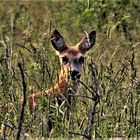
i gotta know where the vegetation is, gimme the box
[0,0,140,139]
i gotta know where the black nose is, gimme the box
[70,70,81,80]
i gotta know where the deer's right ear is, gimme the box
[51,30,68,53]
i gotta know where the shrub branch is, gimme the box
[16,63,27,140]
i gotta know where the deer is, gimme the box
[28,29,96,112]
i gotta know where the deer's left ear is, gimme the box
[78,30,96,54]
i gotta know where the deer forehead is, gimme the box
[59,47,83,58]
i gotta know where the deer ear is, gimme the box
[51,30,68,53]
[78,30,96,54]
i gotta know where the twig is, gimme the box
[15,43,32,54]
[16,63,27,140]
[87,0,91,9]
[68,94,95,100]
[78,79,96,96]
[83,63,99,140]
[68,131,89,139]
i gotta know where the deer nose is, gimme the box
[70,70,81,80]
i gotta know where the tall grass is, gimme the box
[0,1,140,139]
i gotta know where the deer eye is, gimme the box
[78,56,84,64]
[62,56,69,64]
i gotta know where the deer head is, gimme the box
[51,29,96,81]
